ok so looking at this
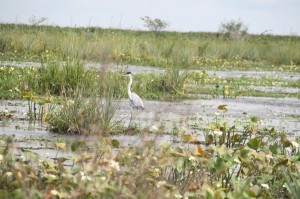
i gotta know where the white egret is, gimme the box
[123,71,144,126]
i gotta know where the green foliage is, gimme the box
[0,22,299,199]
[140,16,169,33]
[0,119,299,198]
[0,57,99,99]
[1,23,300,68]
[219,19,248,40]
[49,88,119,134]
[284,169,300,199]
[188,70,300,98]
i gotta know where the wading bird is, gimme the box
[124,71,144,126]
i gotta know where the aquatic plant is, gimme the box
[0,121,299,199]
[49,86,119,135]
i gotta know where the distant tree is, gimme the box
[140,16,169,37]
[219,19,248,40]
[29,15,48,26]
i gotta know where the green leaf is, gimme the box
[274,159,288,168]
[174,158,184,172]
[217,104,228,112]
[70,167,81,175]
[238,149,250,161]
[71,140,86,152]
[111,139,120,148]
[269,144,279,155]
[247,137,260,150]
[250,116,258,123]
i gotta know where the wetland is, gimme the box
[0,23,299,198]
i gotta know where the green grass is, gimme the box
[1,61,299,100]
[187,72,300,98]
[0,23,300,71]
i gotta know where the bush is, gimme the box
[219,19,248,40]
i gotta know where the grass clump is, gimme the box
[0,57,99,99]
[49,88,119,134]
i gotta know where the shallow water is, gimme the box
[1,61,299,161]
[2,60,300,80]
[1,96,299,139]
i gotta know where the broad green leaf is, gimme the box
[217,104,228,112]
[111,139,120,148]
[250,116,258,123]
[174,158,184,172]
[247,137,260,150]
[269,144,279,155]
[274,159,288,168]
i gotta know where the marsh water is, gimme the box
[0,61,300,162]
[2,60,300,80]
[1,96,300,160]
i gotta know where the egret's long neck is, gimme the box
[127,75,133,95]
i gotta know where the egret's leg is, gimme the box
[128,107,133,127]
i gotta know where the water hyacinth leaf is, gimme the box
[217,104,228,112]
[242,167,249,175]
[21,149,40,161]
[274,159,289,168]
[111,139,120,148]
[71,140,86,152]
[250,116,258,123]
[205,134,214,145]
[251,151,265,161]
[70,167,81,175]
[210,156,230,174]
[283,140,291,148]
[269,143,279,155]
[180,134,198,142]
[247,137,260,150]
[44,174,59,184]
[246,185,261,197]
[238,149,250,161]
[174,158,185,172]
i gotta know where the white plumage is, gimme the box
[129,92,144,110]
[124,71,144,125]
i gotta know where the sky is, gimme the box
[1,0,300,35]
